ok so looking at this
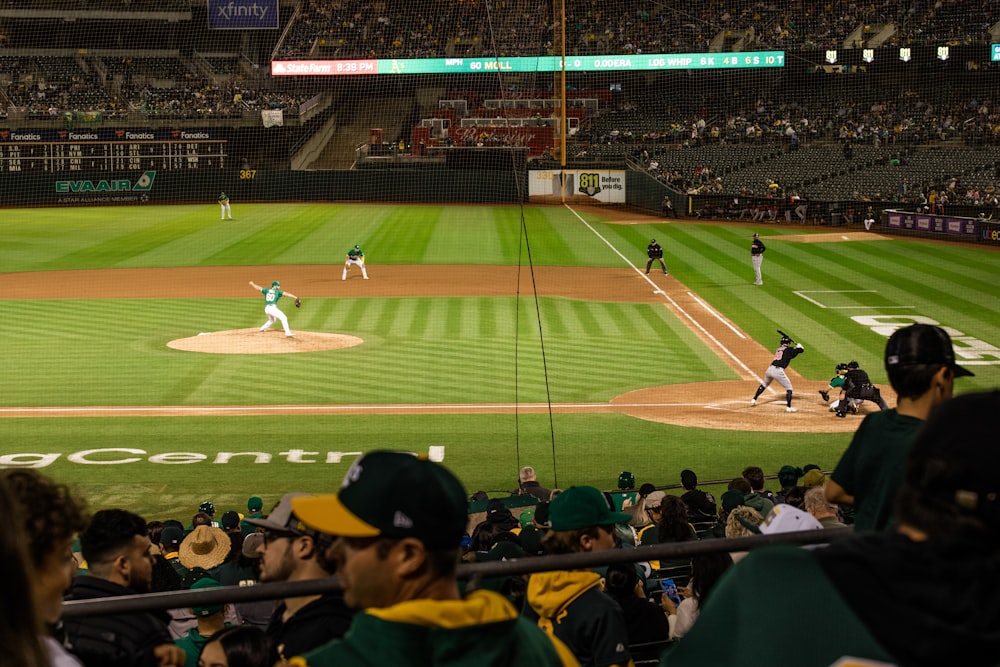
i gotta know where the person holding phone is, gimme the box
[659,553,733,640]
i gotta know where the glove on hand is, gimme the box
[295,298,301,308]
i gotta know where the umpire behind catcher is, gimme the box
[646,239,668,275]
[836,361,889,417]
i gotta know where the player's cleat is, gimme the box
[750,399,757,407]
[663,272,669,275]
[835,411,846,418]
[851,404,859,414]
[786,407,797,413]
[645,272,650,275]
[819,390,830,402]
[286,333,295,337]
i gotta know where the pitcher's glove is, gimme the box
[295,298,301,308]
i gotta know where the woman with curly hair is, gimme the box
[2,468,90,667]
[0,475,49,667]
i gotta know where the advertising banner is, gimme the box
[208,0,278,29]
[261,109,283,127]
[528,169,626,203]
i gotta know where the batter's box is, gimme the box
[794,290,913,309]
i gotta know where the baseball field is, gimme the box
[2,202,997,521]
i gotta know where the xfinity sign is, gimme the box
[208,0,278,29]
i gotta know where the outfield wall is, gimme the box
[4,161,999,247]
[0,166,528,207]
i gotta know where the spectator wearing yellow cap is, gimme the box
[286,451,579,667]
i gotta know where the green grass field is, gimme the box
[2,202,998,521]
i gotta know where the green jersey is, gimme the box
[261,287,284,305]
[347,247,364,260]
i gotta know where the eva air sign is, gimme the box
[55,171,156,194]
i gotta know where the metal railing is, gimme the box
[62,528,851,618]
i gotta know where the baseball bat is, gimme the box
[777,329,795,344]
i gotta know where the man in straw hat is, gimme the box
[283,451,579,666]
[178,524,231,577]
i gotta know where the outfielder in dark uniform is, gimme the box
[645,239,668,275]
[751,334,805,412]
[835,360,889,418]
[751,233,766,285]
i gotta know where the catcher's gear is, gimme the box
[295,298,301,308]
[819,390,830,402]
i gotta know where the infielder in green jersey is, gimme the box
[249,280,299,337]
[342,244,368,280]
[218,191,232,220]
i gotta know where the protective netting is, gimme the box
[0,1,998,215]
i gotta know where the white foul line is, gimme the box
[564,204,759,381]
[686,292,745,338]
[562,204,664,291]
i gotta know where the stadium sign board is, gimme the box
[208,0,278,29]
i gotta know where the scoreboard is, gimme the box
[0,129,226,173]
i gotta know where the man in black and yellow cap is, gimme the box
[286,451,579,667]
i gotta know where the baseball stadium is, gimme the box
[2,0,999,514]
[1,3,1000,661]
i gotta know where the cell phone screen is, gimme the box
[660,578,681,605]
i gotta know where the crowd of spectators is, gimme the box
[273,0,1000,60]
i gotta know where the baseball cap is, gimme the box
[884,324,973,377]
[247,496,263,512]
[759,504,823,533]
[645,490,666,510]
[905,391,1000,528]
[243,492,314,533]
[291,451,469,550]
[721,489,745,512]
[753,232,759,237]
[271,280,281,287]
[241,532,264,559]
[221,511,241,531]
[802,470,827,488]
[777,465,802,486]
[160,525,184,548]
[547,486,632,531]
[618,471,635,490]
[190,577,223,617]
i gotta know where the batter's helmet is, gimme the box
[780,335,792,346]
[199,501,215,515]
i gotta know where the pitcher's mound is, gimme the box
[167,329,364,354]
